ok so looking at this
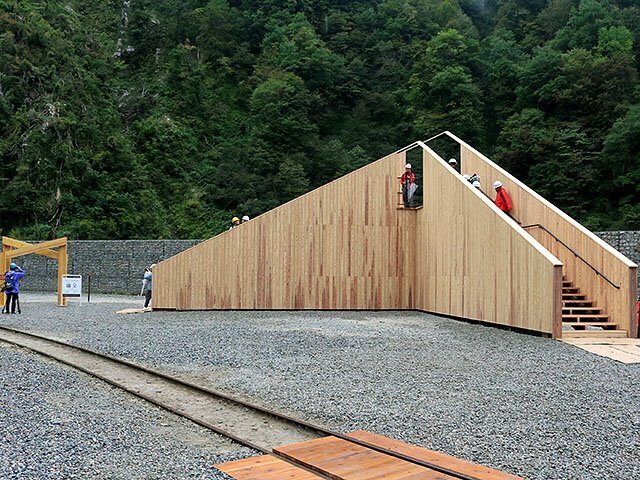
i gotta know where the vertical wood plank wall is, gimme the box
[154,151,416,310]
[155,135,633,338]
[456,133,638,337]
[415,145,563,336]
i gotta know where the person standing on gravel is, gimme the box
[143,264,154,309]
[140,267,150,296]
[3,263,25,314]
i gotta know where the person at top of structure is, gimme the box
[3,263,25,314]
[241,215,250,223]
[399,163,417,208]
[230,217,240,229]
[493,180,513,213]
[448,158,460,173]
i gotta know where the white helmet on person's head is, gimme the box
[449,158,458,166]
[405,163,412,169]
[472,181,481,189]
[242,215,250,222]
[493,180,503,189]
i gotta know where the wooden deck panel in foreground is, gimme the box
[215,454,323,479]
[344,430,523,480]
[216,432,525,480]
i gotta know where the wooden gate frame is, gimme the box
[0,236,68,306]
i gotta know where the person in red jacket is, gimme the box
[400,163,417,208]
[493,180,513,213]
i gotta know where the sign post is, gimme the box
[61,274,82,305]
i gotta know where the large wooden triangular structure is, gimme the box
[154,133,637,339]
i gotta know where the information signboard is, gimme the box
[62,275,82,298]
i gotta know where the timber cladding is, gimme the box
[415,145,562,336]
[457,133,638,337]
[155,135,637,338]
[155,151,416,310]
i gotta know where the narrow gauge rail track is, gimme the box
[0,326,506,480]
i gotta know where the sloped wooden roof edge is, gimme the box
[443,131,637,269]
[417,140,563,268]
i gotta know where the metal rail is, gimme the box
[522,223,620,289]
[0,326,494,480]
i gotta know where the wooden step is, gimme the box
[563,322,619,329]
[563,293,586,300]
[562,281,573,287]
[562,307,602,314]
[563,287,580,293]
[562,300,594,307]
[562,314,609,322]
[562,330,628,339]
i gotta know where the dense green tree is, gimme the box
[408,29,484,144]
[1,0,640,238]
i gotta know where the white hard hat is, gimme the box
[150,263,156,269]
[462,174,470,180]
[472,181,481,188]
[242,215,250,221]
[405,163,412,169]
[493,180,503,189]
[449,158,458,165]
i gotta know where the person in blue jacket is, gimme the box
[3,263,25,314]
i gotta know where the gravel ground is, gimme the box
[0,329,253,478]
[2,292,640,480]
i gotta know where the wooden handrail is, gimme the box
[522,224,620,289]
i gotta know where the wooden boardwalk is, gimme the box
[216,430,524,480]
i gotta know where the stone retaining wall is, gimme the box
[4,231,640,296]
[8,240,202,295]
[595,231,640,296]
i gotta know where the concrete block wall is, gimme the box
[3,232,639,296]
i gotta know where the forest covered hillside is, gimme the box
[1,0,639,239]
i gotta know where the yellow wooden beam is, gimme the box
[5,237,67,260]
[57,243,68,306]
[2,237,59,260]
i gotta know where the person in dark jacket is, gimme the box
[3,263,25,314]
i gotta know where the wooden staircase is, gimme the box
[562,276,627,338]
